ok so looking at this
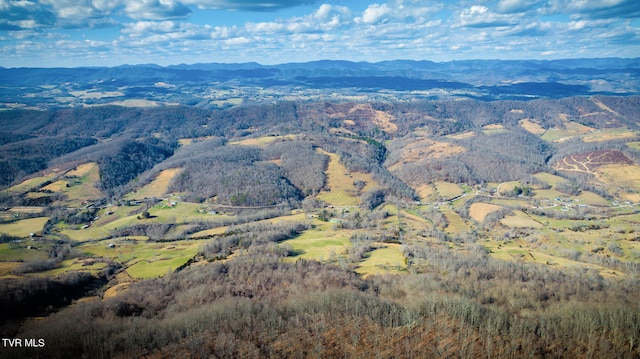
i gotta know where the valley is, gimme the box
[1,60,640,357]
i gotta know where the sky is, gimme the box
[0,0,639,67]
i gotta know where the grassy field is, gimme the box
[126,254,194,279]
[441,208,470,234]
[500,210,543,228]
[583,128,637,142]
[469,203,502,223]
[0,217,50,237]
[2,172,61,195]
[519,119,546,135]
[434,181,463,199]
[627,141,640,151]
[316,150,380,207]
[283,220,351,261]
[532,172,567,187]
[126,168,182,200]
[355,243,406,277]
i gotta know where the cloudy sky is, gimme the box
[1,0,639,67]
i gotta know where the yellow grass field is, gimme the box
[532,172,567,187]
[434,181,463,199]
[441,209,470,234]
[577,191,610,206]
[597,164,640,194]
[519,119,546,135]
[316,150,380,206]
[0,217,50,237]
[387,138,465,171]
[2,172,61,195]
[447,131,475,140]
[583,129,637,142]
[127,168,182,200]
[414,183,437,202]
[67,163,96,177]
[355,243,406,277]
[500,210,543,228]
[469,203,503,222]
[229,135,297,147]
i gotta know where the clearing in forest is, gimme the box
[355,243,406,277]
[127,168,183,200]
[316,150,380,206]
[387,138,465,171]
[583,128,637,142]
[434,181,464,199]
[326,103,398,133]
[283,220,351,261]
[519,119,546,135]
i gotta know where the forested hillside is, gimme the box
[1,94,640,358]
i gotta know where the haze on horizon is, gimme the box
[1,0,639,68]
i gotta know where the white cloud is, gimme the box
[458,5,518,28]
[358,4,391,24]
[124,0,191,20]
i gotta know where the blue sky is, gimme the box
[1,0,639,67]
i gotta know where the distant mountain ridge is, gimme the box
[1,58,639,109]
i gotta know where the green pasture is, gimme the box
[0,217,50,237]
[2,173,60,195]
[38,259,108,277]
[627,141,640,151]
[283,221,351,261]
[355,243,406,277]
[126,254,194,279]
[0,242,49,262]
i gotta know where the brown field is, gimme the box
[519,119,546,135]
[483,124,504,130]
[414,183,436,201]
[469,203,503,222]
[597,164,640,194]
[387,138,465,171]
[325,103,397,133]
[500,210,543,228]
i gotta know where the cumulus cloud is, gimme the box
[245,4,350,35]
[358,4,391,24]
[457,5,518,28]
[1,0,638,67]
